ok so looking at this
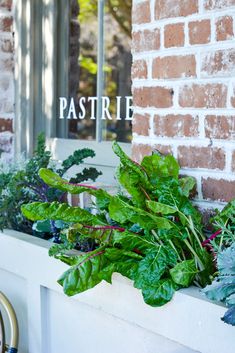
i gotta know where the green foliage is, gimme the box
[78,0,97,24]
[170,260,198,287]
[22,142,214,307]
[0,133,101,239]
[203,244,235,326]
[209,201,235,253]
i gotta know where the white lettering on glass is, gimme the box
[101,97,112,120]
[78,97,86,119]
[59,97,67,119]
[67,98,78,119]
[116,96,122,120]
[125,96,133,121]
[88,97,97,120]
[59,96,133,121]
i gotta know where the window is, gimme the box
[67,0,132,143]
[14,0,132,181]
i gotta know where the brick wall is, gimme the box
[131,0,235,207]
[0,0,14,161]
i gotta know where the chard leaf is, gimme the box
[179,198,202,228]
[140,279,176,307]
[58,247,109,296]
[116,165,146,207]
[109,197,174,230]
[179,177,196,197]
[39,168,111,209]
[67,224,114,245]
[134,247,168,288]
[99,260,139,282]
[195,248,214,288]
[146,201,177,215]
[222,306,235,326]
[21,201,103,225]
[112,142,152,190]
[101,248,142,282]
[113,231,157,255]
[104,248,143,261]
[170,259,198,287]
[141,154,179,182]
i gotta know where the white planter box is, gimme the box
[0,230,234,353]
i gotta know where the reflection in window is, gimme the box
[68,0,132,143]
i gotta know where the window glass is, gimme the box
[67,0,132,142]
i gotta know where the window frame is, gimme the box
[14,0,131,173]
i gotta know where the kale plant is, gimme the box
[203,243,235,326]
[22,142,214,307]
[0,133,101,239]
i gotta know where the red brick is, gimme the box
[201,49,235,77]
[164,23,185,48]
[154,114,199,137]
[0,57,14,72]
[231,84,235,107]
[205,115,235,140]
[0,118,12,132]
[155,0,198,20]
[132,1,151,25]
[132,143,173,163]
[0,0,12,10]
[154,144,173,155]
[133,86,173,108]
[216,16,234,41]
[132,113,150,136]
[178,146,225,170]
[0,134,12,153]
[189,20,211,45]
[0,16,12,32]
[0,99,13,114]
[0,38,13,53]
[179,83,227,108]
[152,55,196,79]
[132,144,152,162]
[202,177,235,202]
[132,29,160,53]
[132,60,148,80]
[204,0,235,10]
[232,151,235,172]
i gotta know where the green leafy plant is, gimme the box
[203,243,235,326]
[0,133,101,239]
[21,142,214,307]
[202,200,235,254]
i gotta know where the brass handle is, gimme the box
[0,310,5,353]
[0,292,19,352]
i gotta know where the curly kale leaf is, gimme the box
[203,244,235,326]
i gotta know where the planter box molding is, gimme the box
[0,230,234,353]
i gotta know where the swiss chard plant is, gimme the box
[21,142,214,307]
[203,243,235,326]
[0,133,101,239]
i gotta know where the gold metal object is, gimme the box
[0,292,19,352]
[0,310,5,353]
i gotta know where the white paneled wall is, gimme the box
[0,230,233,353]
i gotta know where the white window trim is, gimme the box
[14,0,69,156]
[14,0,131,178]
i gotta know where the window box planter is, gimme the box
[0,230,234,353]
